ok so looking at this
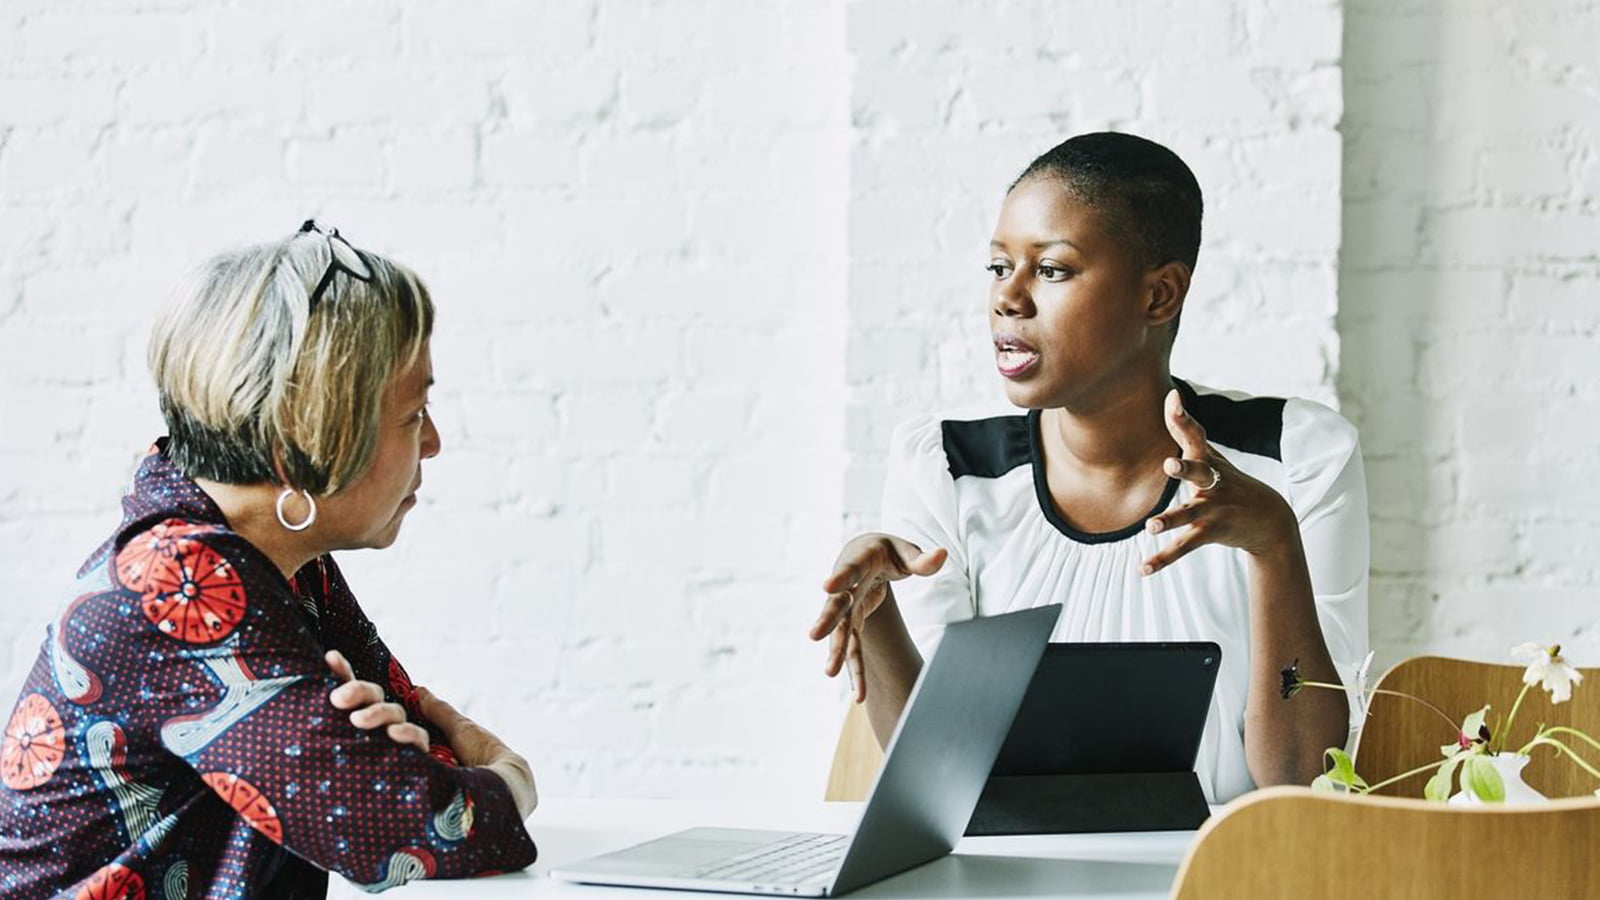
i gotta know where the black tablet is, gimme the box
[992,641,1221,775]
[967,641,1221,835]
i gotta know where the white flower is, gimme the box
[1511,642,1584,704]
[1350,650,1377,729]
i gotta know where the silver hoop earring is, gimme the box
[275,488,318,532]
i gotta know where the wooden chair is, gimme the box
[823,701,884,801]
[1171,786,1600,899]
[1351,655,1600,798]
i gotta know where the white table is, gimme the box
[331,798,1197,899]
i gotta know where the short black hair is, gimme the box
[1010,132,1203,273]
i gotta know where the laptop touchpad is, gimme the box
[584,828,799,874]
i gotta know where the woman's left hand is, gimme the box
[1140,389,1300,575]
[326,650,432,752]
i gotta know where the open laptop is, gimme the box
[550,604,1062,897]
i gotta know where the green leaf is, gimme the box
[1461,706,1490,742]
[1327,747,1354,777]
[1322,747,1369,790]
[1464,755,1506,803]
[1311,774,1337,792]
[1425,756,1462,802]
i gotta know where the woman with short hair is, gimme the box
[811,133,1368,801]
[0,222,537,897]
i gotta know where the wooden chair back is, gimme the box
[1171,786,1600,899]
[823,701,884,801]
[1352,655,1600,798]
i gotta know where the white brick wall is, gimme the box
[1341,0,1600,673]
[4,0,1598,814]
[0,0,849,802]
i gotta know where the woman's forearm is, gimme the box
[1243,531,1349,787]
[858,588,926,748]
[485,755,539,819]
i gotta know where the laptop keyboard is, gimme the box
[687,832,849,885]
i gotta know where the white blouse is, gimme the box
[883,380,1369,803]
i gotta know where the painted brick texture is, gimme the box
[1340,0,1600,672]
[0,0,850,804]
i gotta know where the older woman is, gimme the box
[0,222,537,897]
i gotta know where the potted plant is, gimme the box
[1280,643,1600,804]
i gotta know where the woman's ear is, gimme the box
[1145,261,1191,329]
[268,445,293,489]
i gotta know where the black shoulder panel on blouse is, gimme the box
[942,415,1032,479]
[1176,379,1286,462]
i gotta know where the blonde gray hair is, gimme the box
[148,230,434,495]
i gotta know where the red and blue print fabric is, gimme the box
[0,444,537,898]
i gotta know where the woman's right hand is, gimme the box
[415,686,538,819]
[809,533,947,703]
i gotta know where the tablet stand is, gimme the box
[965,771,1211,835]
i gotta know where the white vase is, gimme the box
[1448,753,1548,806]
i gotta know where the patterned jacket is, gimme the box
[0,444,537,898]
